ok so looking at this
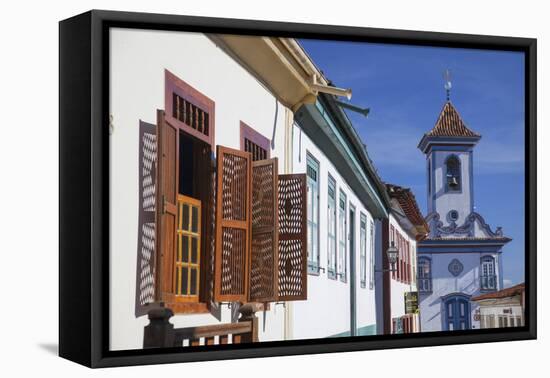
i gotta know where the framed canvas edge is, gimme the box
[58,9,537,368]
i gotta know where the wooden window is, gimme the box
[240,122,270,161]
[277,174,308,301]
[213,146,252,303]
[165,70,215,147]
[360,213,367,288]
[249,158,279,302]
[155,110,179,304]
[338,191,347,282]
[135,120,157,316]
[306,153,320,274]
[327,175,337,279]
[174,195,201,302]
[390,225,396,280]
[369,220,375,290]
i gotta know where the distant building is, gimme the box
[472,283,525,328]
[376,184,429,334]
[417,101,511,332]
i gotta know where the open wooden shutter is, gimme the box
[277,174,308,301]
[248,158,279,303]
[155,110,179,303]
[135,120,158,316]
[214,146,252,302]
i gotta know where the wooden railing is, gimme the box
[143,304,258,348]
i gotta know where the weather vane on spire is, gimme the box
[444,69,452,102]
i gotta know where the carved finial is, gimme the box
[444,69,452,102]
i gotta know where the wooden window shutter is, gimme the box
[248,158,279,303]
[277,174,308,301]
[214,146,252,303]
[155,110,179,303]
[135,120,158,316]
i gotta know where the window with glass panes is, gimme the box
[369,220,375,289]
[327,175,337,279]
[175,195,201,302]
[306,154,320,274]
[360,214,367,288]
[338,191,347,282]
[481,256,496,290]
[418,256,432,293]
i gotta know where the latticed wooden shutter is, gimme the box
[135,120,158,316]
[214,146,252,303]
[155,110,179,303]
[277,174,308,301]
[248,158,279,303]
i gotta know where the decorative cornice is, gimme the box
[425,211,506,239]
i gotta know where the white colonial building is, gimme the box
[417,101,511,332]
[289,93,389,338]
[375,184,428,334]
[472,283,525,328]
[109,28,338,350]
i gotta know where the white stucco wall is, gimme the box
[389,215,419,331]
[418,251,504,332]
[290,124,377,339]
[109,28,289,351]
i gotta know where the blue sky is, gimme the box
[300,39,525,286]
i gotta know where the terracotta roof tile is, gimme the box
[472,283,525,301]
[386,183,429,235]
[426,102,480,138]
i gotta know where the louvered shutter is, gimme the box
[248,158,279,303]
[277,174,308,301]
[135,120,158,316]
[214,146,252,303]
[155,110,179,303]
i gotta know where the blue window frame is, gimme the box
[481,256,497,290]
[418,256,432,293]
[360,213,367,288]
[338,190,347,282]
[306,153,320,274]
[327,175,337,279]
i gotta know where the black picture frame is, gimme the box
[59,9,537,368]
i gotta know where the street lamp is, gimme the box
[386,241,399,272]
[376,241,399,273]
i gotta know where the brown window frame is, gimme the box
[165,69,215,147]
[240,121,270,161]
[157,70,216,315]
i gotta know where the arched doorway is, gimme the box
[443,294,471,330]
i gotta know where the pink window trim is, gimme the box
[164,69,215,147]
[239,121,271,158]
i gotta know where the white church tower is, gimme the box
[417,76,511,332]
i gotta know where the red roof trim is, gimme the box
[472,283,525,301]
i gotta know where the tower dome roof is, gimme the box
[427,101,480,138]
[418,101,481,153]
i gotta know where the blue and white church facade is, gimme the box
[417,101,511,332]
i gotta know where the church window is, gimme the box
[418,256,432,293]
[445,155,461,192]
[480,256,497,290]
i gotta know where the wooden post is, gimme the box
[238,303,259,343]
[143,306,175,348]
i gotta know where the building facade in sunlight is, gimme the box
[417,101,511,332]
